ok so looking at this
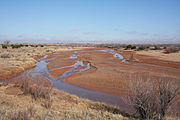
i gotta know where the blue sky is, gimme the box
[0,0,180,44]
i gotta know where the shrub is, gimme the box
[19,74,53,100]
[11,44,22,49]
[25,44,29,47]
[4,40,10,46]
[30,45,38,47]
[19,44,24,47]
[2,45,8,49]
[165,47,180,53]
[146,46,150,49]
[137,46,145,51]
[128,78,179,120]
[1,54,10,58]
[40,45,44,47]
[154,45,161,50]
[131,46,136,49]
[126,45,132,49]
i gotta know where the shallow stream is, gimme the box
[5,49,133,113]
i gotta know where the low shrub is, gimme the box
[125,45,136,50]
[19,74,53,100]
[128,77,179,120]
[165,47,180,53]
[146,46,150,49]
[153,45,161,50]
[1,54,10,58]
[137,45,146,51]
[30,45,38,47]
[40,45,44,47]
[126,45,132,49]
[11,44,22,49]
[2,45,8,49]
[131,46,136,49]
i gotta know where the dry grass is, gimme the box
[0,82,129,120]
[17,75,53,100]
[0,45,84,81]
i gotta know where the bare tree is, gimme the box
[158,80,179,120]
[127,75,179,120]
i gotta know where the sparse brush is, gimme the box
[19,73,53,100]
[165,47,180,53]
[0,53,11,58]
[137,46,146,51]
[2,45,8,49]
[127,75,179,120]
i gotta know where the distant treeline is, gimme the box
[1,44,44,49]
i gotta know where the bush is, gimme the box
[30,45,38,47]
[11,44,22,49]
[165,47,180,53]
[25,44,29,47]
[18,74,53,100]
[1,54,10,58]
[137,46,146,51]
[2,45,8,49]
[128,78,179,120]
[4,40,10,46]
[40,45,44,47]
[126,45,132,49]
[153,46,161,50]
[131,46,136,49]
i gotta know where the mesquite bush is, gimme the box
[128,77,179,120]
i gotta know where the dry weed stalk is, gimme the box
[20,73,53,100]
[127,74,179,120]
